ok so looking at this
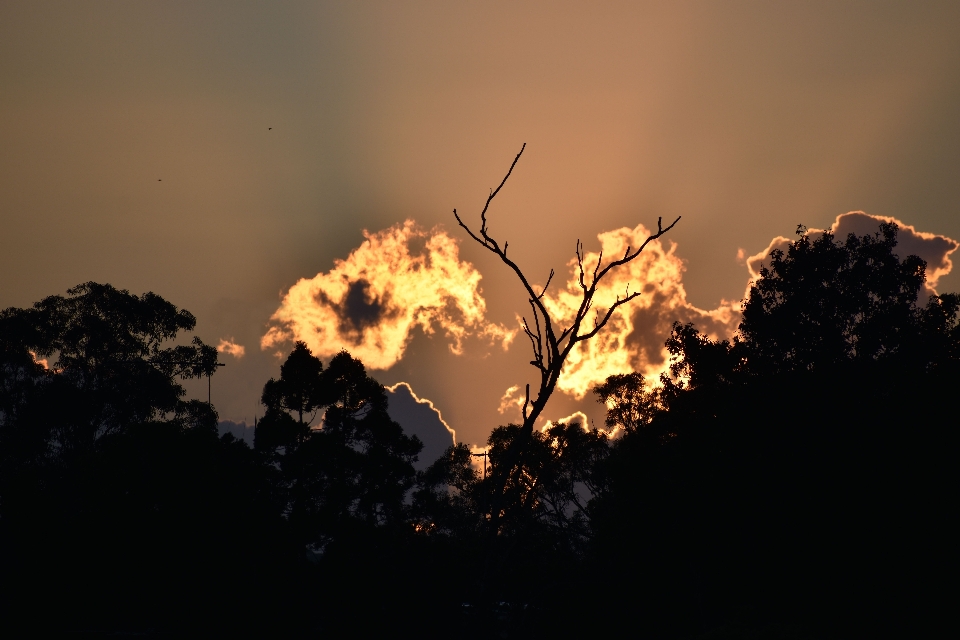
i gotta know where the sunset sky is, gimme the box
[3,1,960,448]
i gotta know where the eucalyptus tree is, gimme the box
[0,281,220,462]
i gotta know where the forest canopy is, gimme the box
[1,223,956,637]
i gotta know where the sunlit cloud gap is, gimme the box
[262,220,515,368]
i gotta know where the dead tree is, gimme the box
[454,144,680,562]
[454,143,680,443]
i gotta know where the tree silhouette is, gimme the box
[455,144,680,439]
[0,282,219,461]
[0,283,284,634]
[256,346,422,553]
[255,340,326,456]
[740,221,957,374]
[592,372,656,434]
[454,144,679,545]
[587,221,960,637]
[657,221,960,392]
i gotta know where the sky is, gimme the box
[2,1,960,449]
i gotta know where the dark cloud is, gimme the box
[747,212,959,303]
[339,279,394,334]
[385,382,456,470]
[218,420,255,446]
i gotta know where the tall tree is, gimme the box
[455,144,680,439]
[0,281,219,464]
[256,341,326,455]
[256,347,422,548]
[588,222,960,637]
[662,221,960,389]
[0,283,278,634]
[453,144,679,539]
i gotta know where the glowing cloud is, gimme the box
[542,223,740,399]
[746,212,959,301]
[217,338,246,359]
[538,213,957,400]
[497,385,525,416]
[262,220,515,369]
[29,350,49,370]
[541,410,590,433]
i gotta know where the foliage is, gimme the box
[592,372,657,433]
[0,283,286,634]
[2,220,957,636]
[0,281,218,460]
[256,345,422,550]
[738,221,958,374]
[587,222,960,637]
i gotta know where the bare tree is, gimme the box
[455,145,681,600]
[454,143,680,441]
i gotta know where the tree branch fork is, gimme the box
[454,143,680,434]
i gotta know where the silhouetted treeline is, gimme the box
[1,223,957,636]
[583,223,959,637]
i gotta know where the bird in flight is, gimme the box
[268,127,272,130]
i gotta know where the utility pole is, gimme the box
[201,361,225,405]
[471,450,489,480]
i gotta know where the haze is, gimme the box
[3,1,959,445]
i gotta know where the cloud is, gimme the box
[541,223,740,399]
[468,444,491,475]
[28,350,49,370]
[541,410,590,433]
[218,420,254,446]
[216,338,245,359]
[386,382,456,469]
[746,212,959,302]
[262,220,515,369]
[538,213,957,401]
[497,385,525,415]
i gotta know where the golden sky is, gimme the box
[3,1,960,445]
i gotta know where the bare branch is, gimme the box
[592,249,603,286]
[593,215,681,283]
[480,144,526,237]
[576,240,586,290]
[521,312,547,374]
[454,147,680,544]
[537,269,555,300]
[522,383,530,421]
[576,291,642,342]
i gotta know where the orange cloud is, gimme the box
[498,386,593,433]
[29,350,49,370]
[542,223,740,399]
[497,385,525,415]
[216,338,245,359]
[746,212,959,302]
[543,214,957,401]
[262,220,515,369]
[540,410,590,433]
